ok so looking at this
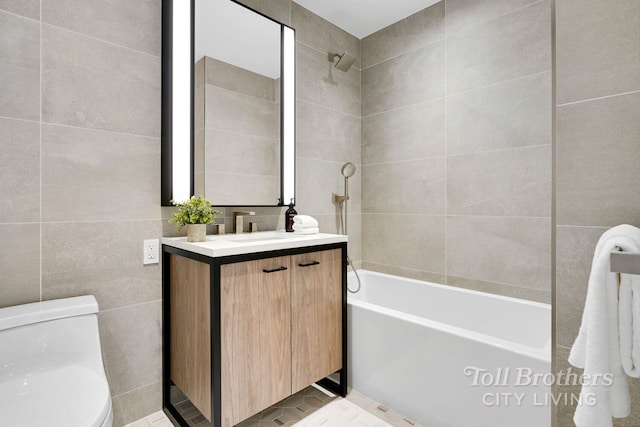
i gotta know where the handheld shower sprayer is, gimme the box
[335,162,356,234]
[335,162,361,293]
[341,161,356,203]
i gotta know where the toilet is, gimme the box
[0,296,113,427]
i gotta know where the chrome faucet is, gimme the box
[233,211,255,234]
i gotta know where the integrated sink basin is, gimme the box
[230,236,288,243]
[162,230,348,258]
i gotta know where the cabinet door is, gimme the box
[220,257,292,427]
[291,249,343,393]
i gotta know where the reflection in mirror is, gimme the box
[162,0,295,206]
[195,0,281,206]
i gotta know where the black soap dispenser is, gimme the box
[285,200,297,232]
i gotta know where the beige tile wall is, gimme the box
[229,0,362,260]
[555,0,640,425]
[196,57,280,206]
[361,0,552,303]
[2,1,361,425]
[0,2,163,426]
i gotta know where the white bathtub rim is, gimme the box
[348,269,550,310]
[347,270,551,364]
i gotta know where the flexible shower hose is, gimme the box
[339,199,361,293]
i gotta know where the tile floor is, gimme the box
[125,386,423,427]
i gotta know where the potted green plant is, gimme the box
[169,195,223,242]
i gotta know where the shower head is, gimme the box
[328,52,355,72]
[341,162,357,178]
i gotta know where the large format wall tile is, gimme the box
[0,0,39,19]
[447,145,551,217]
[555,226,605,348]
[360,261,445,285]
[361,2,444,69]
[292,2,360,70]
[204,57,275,102]
[0,118,40,223]
[296,43,361,117]
[205,130,277,176]
[362,158,445,215]
[205,172,278,206]
[0,224,40,308]
[295,157,360,216]
[0,11,39,121]
[447,216,551,291]
[362,41,444,116]
[205,85,276,138]
[42,25,160,137]
[362,214,445,275]
[362,98,444,164]
[557,92,640,227]
[446,0,551,95]
[41,124,160,222]
[112,381,162,427]
[556,0,640,105]
[296,100,360,163]
[445,0,538,35]
[42,0,161,56]
[98,301,162,396]
[555,345,582,427]
[314,213,362,263]
[42,221,162,311]
[446,72,551,156]
[447,275,550,304]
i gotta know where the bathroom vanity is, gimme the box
[161,231,348,427]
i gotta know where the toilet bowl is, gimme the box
[0,296,113,427]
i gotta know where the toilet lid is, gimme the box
[0,364,111,427]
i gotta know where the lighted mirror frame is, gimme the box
[161,0,296,206]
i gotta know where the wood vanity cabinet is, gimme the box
[162,243,347,427]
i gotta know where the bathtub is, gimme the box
[347,270,551,427]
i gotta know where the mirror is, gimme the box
[162,0,295,206]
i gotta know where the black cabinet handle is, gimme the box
[298,261,320,268]
[263,266,288,273]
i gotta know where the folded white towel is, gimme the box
[293,215,318,227]
[569,224,640,427]
[293,223,317,231]
[294,227,319,235]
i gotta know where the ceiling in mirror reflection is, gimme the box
[195,0,280,78]
[292,0,440,38]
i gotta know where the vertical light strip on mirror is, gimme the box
[282,26,295,205]
[172,0,191,202]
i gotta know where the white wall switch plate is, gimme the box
[143,239,159,265]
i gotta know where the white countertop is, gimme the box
[162,230,347,258]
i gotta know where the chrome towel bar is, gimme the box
[611,251,640,275]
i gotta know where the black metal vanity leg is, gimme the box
[211,261,222,427]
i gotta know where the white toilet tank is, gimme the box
[0,296,113,427]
